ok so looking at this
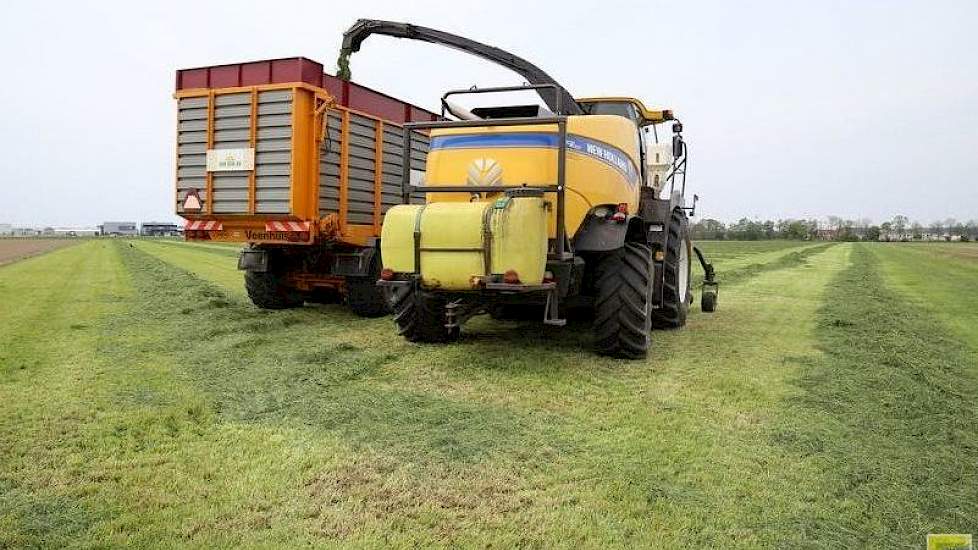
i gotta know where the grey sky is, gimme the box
[1,0,975,227]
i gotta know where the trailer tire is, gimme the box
[346,256,390,318]
[593,242,653,359]
[307,288,341,305]
[651,209,692,329]
[244,271,304,309]
[391,285,458,343]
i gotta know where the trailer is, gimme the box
[174,57,437,315]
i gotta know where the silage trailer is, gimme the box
[174,57,435,315]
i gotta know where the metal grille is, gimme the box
[211,93,251,213]
[381,124,428,210]
[255,90,292,214]
[176,91,293,215]
[176,97,208,213]
[318,113,427,222]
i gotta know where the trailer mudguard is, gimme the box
[238,247,269,272]
[573,212,644,252]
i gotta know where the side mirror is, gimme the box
[672,135,684,158]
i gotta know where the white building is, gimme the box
[99,222,138,236]
[53,227,100,237]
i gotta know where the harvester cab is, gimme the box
[340,19,718,358]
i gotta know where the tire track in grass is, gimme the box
[770,244,978,547]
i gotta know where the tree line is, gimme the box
[691,216,978,241]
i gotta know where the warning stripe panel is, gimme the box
[184,220,224,231]
[265,221,311,232]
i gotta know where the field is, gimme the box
[1,240,976,548]
[0,238,79,267]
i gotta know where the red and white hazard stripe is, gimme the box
[184,220,223,231]
[265,220,311,232]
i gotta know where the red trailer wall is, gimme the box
[176,57,440,123]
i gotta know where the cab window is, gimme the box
[584,102,640,125]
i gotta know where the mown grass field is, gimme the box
[1,240,976,548]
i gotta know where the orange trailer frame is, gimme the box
[175,82,417,249]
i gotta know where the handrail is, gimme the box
[400,116,570,258]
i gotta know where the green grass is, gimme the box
[1,240,976,547]
[870,243,978,352]
[130,239,245,295]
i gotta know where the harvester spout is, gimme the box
[338,19,582,115]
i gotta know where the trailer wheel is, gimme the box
[391,284,458,343]
[346,255,390,318]
[652,209,692,329]
[244,271,304,309]
[593,242,653,359]
[307,288,341,305]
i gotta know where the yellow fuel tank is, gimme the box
[381,195,548,290]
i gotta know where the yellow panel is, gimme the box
[419,202,488,289]
[489,196,548,284]
[380,205,424,273]
[424,114,642,238]
[380,197,549,290]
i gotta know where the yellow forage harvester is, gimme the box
[341,19,719,358]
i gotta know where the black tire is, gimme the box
[390,284,458,343]
[593,242,653,359]
[651,209,692,329]
[307,288,341,305]
[701,289,718,312]
[244,271,304,309]
[346,254,389,318]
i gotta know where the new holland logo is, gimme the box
[466,158,502,187]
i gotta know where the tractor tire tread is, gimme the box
[593,242,653,359]
[652,209,691,329]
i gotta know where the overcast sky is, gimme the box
[1,0,975,227]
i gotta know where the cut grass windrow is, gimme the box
[694,242,836,288]
[769,244,978,547]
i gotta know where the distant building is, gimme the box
[100,222,138,236]
[879,232,913,242]
[0,223,12,235]
[815,228,838,240]
[140,222,181,237]
[53,227,100,237]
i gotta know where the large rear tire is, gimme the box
[244,271,304,309]
[652,209,692,329]
[346,254,389,318]
[390,285,458,343]
[593,242,653,359]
